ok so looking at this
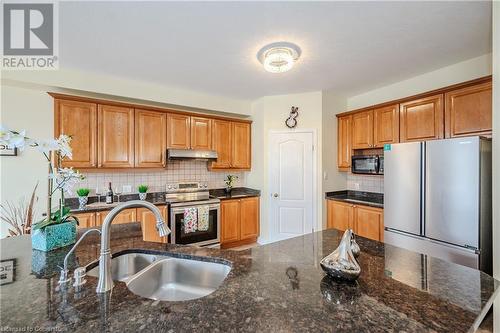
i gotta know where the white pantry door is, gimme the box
[269,131,314,242]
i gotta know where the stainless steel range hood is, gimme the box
[167,149,218,161]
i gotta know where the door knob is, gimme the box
[273,193,279,198]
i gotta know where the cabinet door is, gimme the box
[354,206,383,241]
[137,206,168,243]
[221,200,240,243]
[55,99,97,168]
[327,200,354,231]
[191,117,212,150]
[240,197,259,240]
[74,212,96,228]
[211,120,232,169]
[400,94,444,142]
[96,208,137,226]
[374,104,399,147]
[98,105,135,168]
[135,109,167,168]
[167,114,190,149]
[445,81,492,138]
[232,122,251,169]
[352,110,374,149]
[337,115,352,170]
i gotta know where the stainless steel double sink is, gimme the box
[87,252,231,301]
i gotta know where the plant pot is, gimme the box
[139,192,147,200]
[224,187,232,194]
[31,220,77,252]
[78,196,88,208]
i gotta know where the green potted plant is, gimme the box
[76,188,90,208]
[224,175,238,194]
[138,184,148,200]
[1,126,84,252]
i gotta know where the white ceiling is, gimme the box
[60,1,492,100]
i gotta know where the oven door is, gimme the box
[352,155,379,174]
[170,203,220,246]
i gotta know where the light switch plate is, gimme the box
[123,185,132,193]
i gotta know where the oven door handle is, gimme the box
[171,204,220,214]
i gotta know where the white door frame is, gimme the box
[267,129,318,241]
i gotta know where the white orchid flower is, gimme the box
[34,139,59,154]
[0,127,28,151]
[56,134,73,159]
[54,167,85,195]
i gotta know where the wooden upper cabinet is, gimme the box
[167,114,190,149]
[240,197,259,240]
[232,122,251,169]
[400,94,444,142]
[221,199,240,244]
[352,110,374,149]
[135,109,166,168]
[211,120,232,169]
[327,200,354,232]
[98,105,135,168]
[445,81,492,138]
[137,206,168,243]
[190,117,212,150]
[354,206,383,242]
[337,115,352,170]
[55,99,97,168]
[374,104,399,147]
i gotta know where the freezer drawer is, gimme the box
[384,229,479,269]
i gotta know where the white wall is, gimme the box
[0,85,55,237]
[347,53,492,110]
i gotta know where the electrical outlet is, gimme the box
[353,182,360,190]
[123,185,132,193]
[323,171,328,180]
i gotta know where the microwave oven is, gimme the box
[352,155,384,175]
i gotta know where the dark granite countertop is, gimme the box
[1,224,497,332]
[67,188,260,213]
[325,190,384,208]
[209,187,261,200]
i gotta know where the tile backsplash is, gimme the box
[347,173,384,194]
[70,160,246,197]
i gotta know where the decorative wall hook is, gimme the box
[285,106,299,128]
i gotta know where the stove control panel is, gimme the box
[166,182,209,192]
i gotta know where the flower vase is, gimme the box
[31,220,77,252]
[78,196,88,208]
[224,187,232,194]
[139,192,147,200]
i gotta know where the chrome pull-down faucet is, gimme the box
[96,200,171,293]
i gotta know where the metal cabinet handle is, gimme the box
[273,193,279,198]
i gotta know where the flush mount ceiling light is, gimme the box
[257,42,301,73]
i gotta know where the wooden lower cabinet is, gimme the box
[354,205,384,242]
[137,205,168,243]
[221,197,259,248]
[326,200,384,242]
[327,200,353,231]
[74,212,96,228]
[95,208,137,226]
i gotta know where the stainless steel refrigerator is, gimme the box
[384,136,492,274]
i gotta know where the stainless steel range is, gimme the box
[165,182,220,247]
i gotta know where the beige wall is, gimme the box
[247,91,326,242]
[321,91,348,228]
[347,53,492,110]
[493,2,499,331]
